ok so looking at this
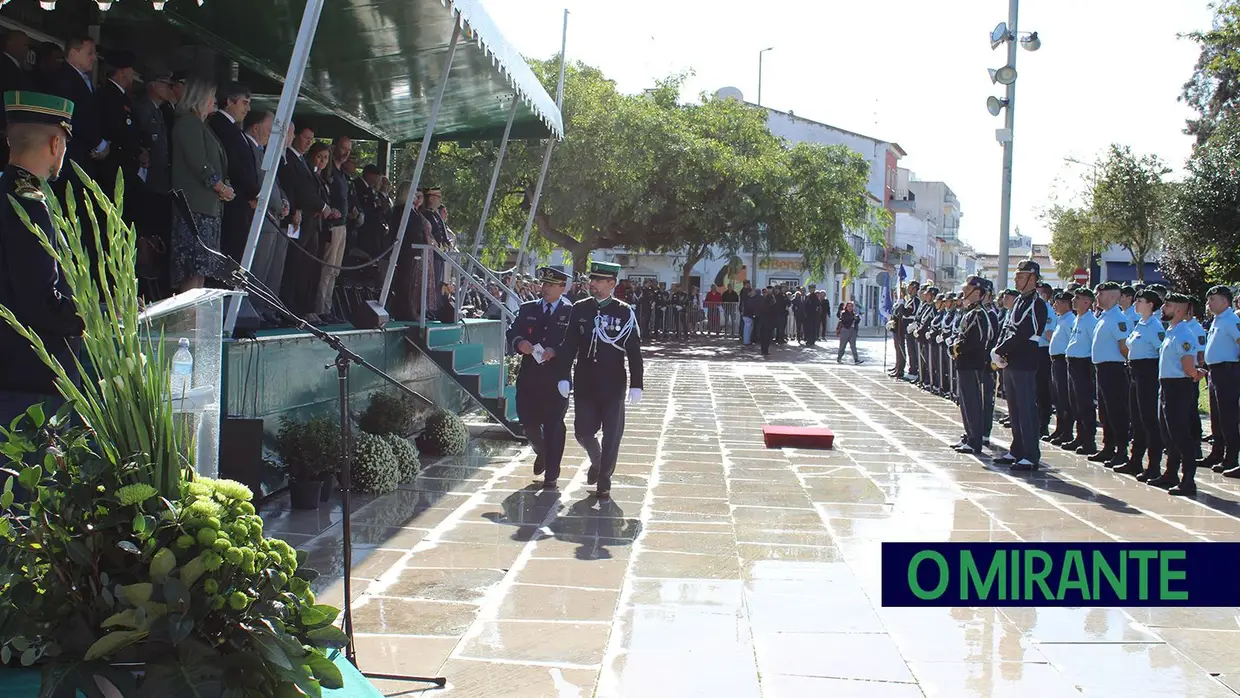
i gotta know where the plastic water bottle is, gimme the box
[170,337,194,399]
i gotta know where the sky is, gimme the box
[479,0,1215,255]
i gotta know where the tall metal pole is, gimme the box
[224,0,327,334]
[757,46,773,106]
[379,19,462,308]
[996,0,1018,290]
[512,9,568,281]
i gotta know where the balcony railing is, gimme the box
[888,196,916,213]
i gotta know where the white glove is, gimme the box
[557,380,570,399]
[628,388,642,404]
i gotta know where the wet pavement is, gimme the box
[261,337,1240,697]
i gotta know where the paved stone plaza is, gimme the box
[262,337,1240,697]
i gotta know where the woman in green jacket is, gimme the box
[170,77,235,291]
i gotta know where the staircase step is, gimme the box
[432,342,485,372]
[425,323,463,348]
[458,363,502,395]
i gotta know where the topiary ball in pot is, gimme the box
[352,432,400,494]
[416,409,469,456]
[358,390,417,437]
[383,433,421,482]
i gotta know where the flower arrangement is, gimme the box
[415,409,469,456]
[357,391,417,438]
[505,353,521,386]
[351,433,399,495]
[0,168,347,694]
[382,434,420,483]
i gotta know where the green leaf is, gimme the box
[304,625,348,649]
[306,652,343,689]
[149,547,176,582]
[11,636,30,652]
[18,465,42,490]
[20,647,36,666]
[180,554,208,588]
[84,629,148,661]
[117,540,140,555]
[102,609,141,629]
[117,582,153,606]
[133,513,147,534]
[0,517,9,537]
[25,403,45,429]
[163,577,189,612]
[246,627,294,671]
[1,645,9,664]
[67,539,92,566]
[298,604,340,629]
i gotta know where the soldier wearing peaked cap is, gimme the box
[993,259,1049,471]
[506,266,575,489]
[0,91,85,430]
[556,261,644,499]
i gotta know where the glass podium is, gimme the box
[137,288,237,478]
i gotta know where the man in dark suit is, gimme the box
[50,36,106,185]
[132,72,174,300]
[206,81,254,263]
[243,110,291,325]
[99,51,144,203]
[278,123,327,317]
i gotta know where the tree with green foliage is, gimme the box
[415,58,884,279]
[1046,145,1169,284]
[1182,0,1240,143]
[1173,119,1240,290]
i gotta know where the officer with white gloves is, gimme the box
[556,261,644,499]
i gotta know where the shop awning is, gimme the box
[5,0,563,143]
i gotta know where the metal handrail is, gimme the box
[459,251,524,309]
[414,244,516,326]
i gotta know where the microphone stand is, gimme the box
[173,191,446,688]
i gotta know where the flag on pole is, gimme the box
[898,264,908,283]
[880,282,894,321]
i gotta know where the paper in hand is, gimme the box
[286,224,301,240]
[532,343,547,364]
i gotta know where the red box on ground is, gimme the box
[762,425,834,450]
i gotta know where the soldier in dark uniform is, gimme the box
[993,260,1049,471]
[507,267,574,489]
[557,261,644,499]
[0,91,84,430]
[952,276,992,455]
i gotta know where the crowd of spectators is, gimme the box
[0,31,479,330]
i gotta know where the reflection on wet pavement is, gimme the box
[258,340,1240,696]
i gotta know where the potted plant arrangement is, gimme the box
[351,433,399,495]
[357,391,416,438]
[277,416,341,510]
[415,409,470,456]
[0,169,350,695]
[382,434,420,484]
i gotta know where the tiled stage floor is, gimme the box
[261,337,1240,697]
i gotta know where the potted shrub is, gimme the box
[0,169,348,695]
[416,409,470,456]
[351,433,399,495]
[357,391,417,438]
[382,434,420,483]
[277,416,341,509]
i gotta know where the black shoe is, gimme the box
[1051,434,1073,446]
[533,455,545,476]
[993,454,1017,466]
[593,489,611,500]
[1200,454,1223,469]
[1148,473,1179,489]
[541,479,558,490]
[1113,462,1143,476]
[1169,483,1198,497]
[1074,444,1098,456]
[1088,450,1115,463]
[587,468,598,486]
[1136,468,1159,483]
[1011,459,1039,472]
[1212,463,1229,473]
[1106,455,1130,469]
[1224,466,1240,479]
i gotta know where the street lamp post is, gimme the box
[757,46,774,106]
[986,1,1039,289]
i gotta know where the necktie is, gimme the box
[544,302,552,319]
